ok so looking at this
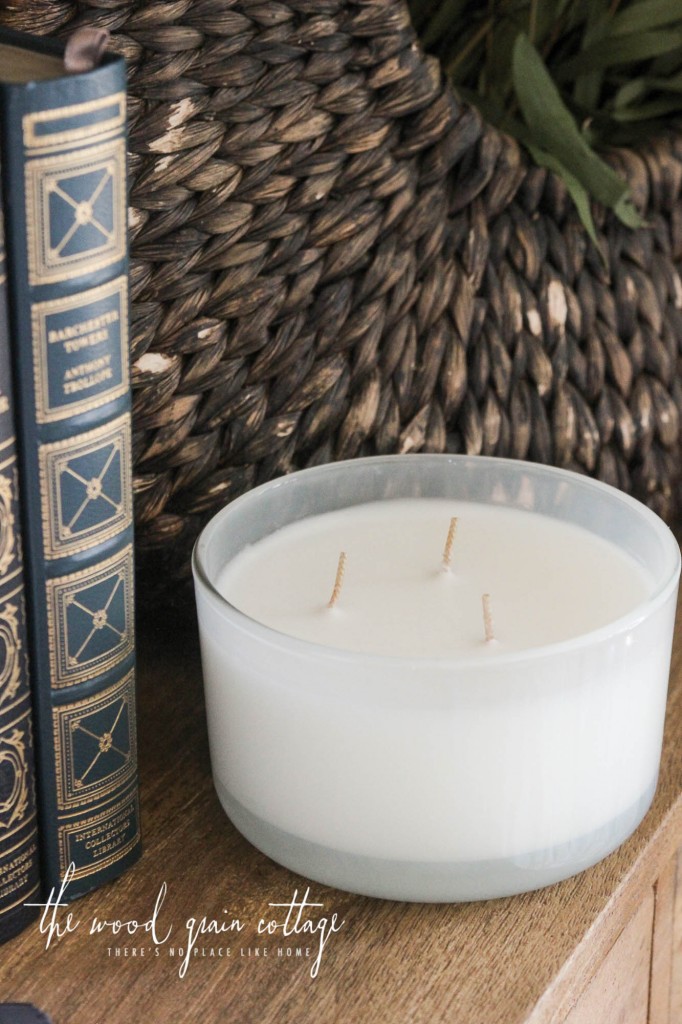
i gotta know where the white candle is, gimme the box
[216,499,652,657]
[193,456,680,902]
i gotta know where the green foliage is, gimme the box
[408,0,682,236]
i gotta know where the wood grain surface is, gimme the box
[0,592,681,1024]
[649,855,677,1023]
[563,893,653,1024]
[671,849,682,1022]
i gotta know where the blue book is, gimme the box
[0,26,140,900]
[0,183,40,944]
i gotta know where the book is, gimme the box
[0,1006,53,1024]
[0,189,40,943]
[0,26,140,900]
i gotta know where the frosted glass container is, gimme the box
[192,455,680,902]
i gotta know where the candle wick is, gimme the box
[482,593,496,644]
[327,552,347,609]
[442,516,458,571]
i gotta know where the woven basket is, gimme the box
[4,0,682,597]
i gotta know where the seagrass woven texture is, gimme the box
[3,0,682,592]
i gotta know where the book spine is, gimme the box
[0,186,41,941]
[0,53,140,898]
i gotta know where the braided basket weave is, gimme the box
[4,0,682,596]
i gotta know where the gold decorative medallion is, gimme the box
[46,544,135,688]
[0,727,30,831]
[0,602,24,708]
[53,668,137,810]
[0,472,16,576]
[25,138,125,286]
[39,413,132,558]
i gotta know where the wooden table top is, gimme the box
[1,592,682,1024]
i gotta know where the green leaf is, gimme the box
[610,0,682,37]
[612,192,643,229]
[480,17,521,101]
[573,0,609,109]
[533,0,570,43]
[613,77,650,108]
[611,70,682,112]
[443,17,494,79]
[557,30,682,79]
[512,33,643,227]
[648,51,682,77]
[612,95,682,121]
[526,144,600,246]
[460,89,523,137]
[421,0,471,51]
[641,70,682,93]
[563,0,596,33]
[573,69,602,111]
[467,92,611,250]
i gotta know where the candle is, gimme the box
[215,500,652,657]
[193,456,680,902]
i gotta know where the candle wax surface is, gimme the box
[215,499,653,657]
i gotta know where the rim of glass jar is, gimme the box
[192,454,681,668]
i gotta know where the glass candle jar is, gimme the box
[192,455,680,901]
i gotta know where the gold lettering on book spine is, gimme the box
[57,787,139,879]
[30,276,128,424]
[0,832,40,915]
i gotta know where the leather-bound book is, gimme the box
[0,26,140,900]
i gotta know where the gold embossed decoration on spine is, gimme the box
[0,27,140,899]
[0,175,40,944]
